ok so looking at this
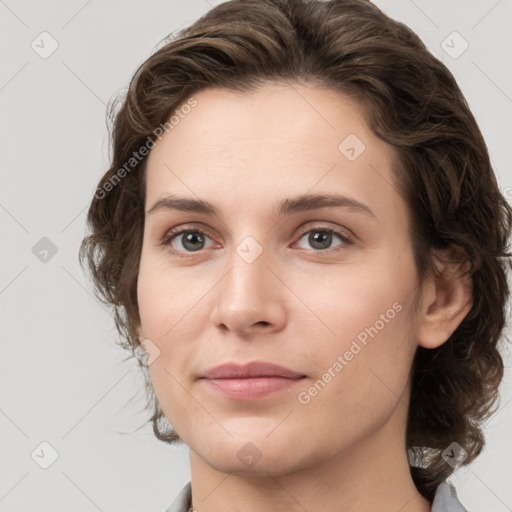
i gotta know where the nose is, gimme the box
[209,247,287,337]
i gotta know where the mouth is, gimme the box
[199,361,307,400]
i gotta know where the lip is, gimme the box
[199,361,306,400]
[200,361,305,379]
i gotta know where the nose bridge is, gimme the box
[209,234,286,333]
[223,238,271,309]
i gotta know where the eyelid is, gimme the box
[160,223,219,249]
[294,222,353,241]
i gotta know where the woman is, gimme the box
[80,1,511,510]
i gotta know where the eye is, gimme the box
[294,226,353,252]
[161,224,353,258]
[161,228,216,257]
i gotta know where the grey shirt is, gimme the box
[163,480,468,512]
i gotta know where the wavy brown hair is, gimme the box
[79,0,512,502]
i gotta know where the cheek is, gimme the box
[292,252,418,406]
[136,254,217,429]
[293,299,417,453]
[290,261,411,354]
[136,248,211,340]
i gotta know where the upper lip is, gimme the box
[200,361,305,379]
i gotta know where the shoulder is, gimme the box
[431,480,469,512]
[162,481,192,512]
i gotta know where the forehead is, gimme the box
[144,83,404,222]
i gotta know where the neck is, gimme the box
[187,402,431,512]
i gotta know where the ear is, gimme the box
[417,248,473,349]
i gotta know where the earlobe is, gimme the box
[417,251,473,350]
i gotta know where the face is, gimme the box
[136,83,422,476]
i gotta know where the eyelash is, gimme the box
[160,224,354,258]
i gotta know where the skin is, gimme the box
[136,83,472,512]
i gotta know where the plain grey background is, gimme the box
[1,1,511,511]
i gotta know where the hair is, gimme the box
[79,0,512,502]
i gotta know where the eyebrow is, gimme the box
[146,193,376,219]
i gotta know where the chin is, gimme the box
[189,427,310,477]
[202,447,298,478]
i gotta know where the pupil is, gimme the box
[183,232,204,251]
[310,231,331,250]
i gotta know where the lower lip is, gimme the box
[201,376,305,400]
